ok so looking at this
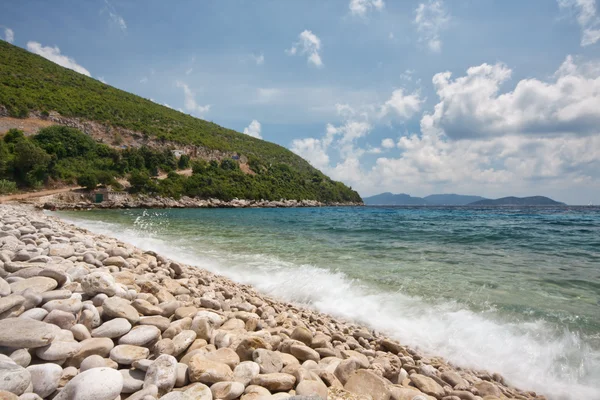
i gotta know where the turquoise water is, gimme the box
[56,206,600,399]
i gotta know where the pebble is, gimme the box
[110,344,150,365]
[0,359,31,395]
[54,367,123,400]
[0,318,59,348]
[144,354,178,395]
[26,363,63,398]
[210,381,245,400]
[102,296,140,324]
[92,318,132,338]
[118,325,161,346]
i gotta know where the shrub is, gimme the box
[77,173,98,191]
[0,179,17,194]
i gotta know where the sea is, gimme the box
[55,206,600,400]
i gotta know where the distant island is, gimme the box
[363,193,566,206]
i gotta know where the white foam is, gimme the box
[58,213,600,400]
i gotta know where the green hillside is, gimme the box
[0,41,362,203]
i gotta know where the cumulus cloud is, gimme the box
[414,0,450,52]
[243,120,263,139]
[558,0,600,46]
[175,81,211,116]
[286,30,323,68]
[140,77,148,84]
[349,0,385,17]
[289,56,600,203]
[3,28,14,43]
[26,41,91,76]
[98,76,107,84]
[254,53,265,65]
[379,89,423,120]
[426,55,600,139]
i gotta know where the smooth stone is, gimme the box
[345,370,391,400]
[110,345,150,365]
[171,330,197,357]
[0,295,24,314]
[92,318,132,338]
[176,363,188,388]
[120,368,146,393]
[290,344,320,362]
[70,324,92,341]
[202,348,240,369]
[54,367,123,400]
[250,373,296,392]
[40,291,73,304]
[9,277,57,294]
[118,325,160,346]
[48,244,74,258]
[132,299,163,316]
[103,256,128,268]
[36,339,81,361]
[69,337,115,366]
[81,271,117,297]
[42,299,82,314]
[17,307,48,321]
[80,355,117,371]
[291,327,313,346]
[143,354,178,396]
[296,380,328,399]
[26,363,63,398]
[0,360,31,395]
[38,269,68,286]
[0,318,59,348]
[102,297,140,324]
[8,349,30,368]
[210,381,245,400]
[233,361,260,386]
[253,349,283,374]
[188,356,233,384]
[0,278,11,296]
[43,309,76,330]
[410,374,445,398]
[139,316,171,332]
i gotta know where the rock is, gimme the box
[291,327,313,346]
[92,318,132,338]
[81,272,117,296]
[119,325,161,346]
[441,370,468,389]
[379,338,402,354]
[253,349,283,373]
[0,390,18,400]
[153,338,175,356]
[80,355,116,371]
[139,316,171,331]
[36,340,82,361]
[38,268,68,286]
[9,277,57,294]
[8,349,30,368]
[58,366,78,387]
[102,297,140,324]
[103,256,128,268]
[108,247,130,258]
[54,367,123,400]
[0,360,31,396]
[233,361,260,386]
[144,354,178,395]
[132,299,163,316]
[69,337,115,366]
[171,330,197,356]
[410,374,445,398]
[296,379,328,399]
[18,307,48,320]
[42,298,82,314]
[236,336,271,361]
[210,381,245,400]
[0,295,24,315]
[0,278,10,296]
[290,344,320,362]
[0,318,59,348]
[202,348,240,369]
[388,387,428,400]
[344,370,391,400]
[188,356,233,384]
[48,244,74,258]
[26,363,62,398]
[43,309,76,329]
[250,373,296,392]
[176,363,188,387]
[473,381,502,398]
[120,368,146,393]
[109,345,150,365]
[181,382,212,400]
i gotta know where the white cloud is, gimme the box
[286,30,323,68]
[381,138,396,148]
[254,53,265,65]
[243,120,262,139]
[4,28,14,43]
[379,88,423,120]
[414,0,450,52]
[98,76,107,84]
[289,56,600,204]
[349,0,385,17]
[26,41,91,77]
[140,77,148,84]
[175,81,211,117]
[426,55,600,139]
[558,0,600,46]
[104,0,127,32]
[185,68,193,75]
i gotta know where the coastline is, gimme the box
[0,204,545,400]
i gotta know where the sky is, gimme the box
[2,0,600,204]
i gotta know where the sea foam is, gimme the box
[58,213,600,400]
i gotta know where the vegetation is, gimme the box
[0,40,361,203]
[0,127,362,203]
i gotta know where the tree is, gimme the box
[77,173,98,191]
[12,140,51,186]
[178,154,190,169]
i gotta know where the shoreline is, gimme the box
[0,204,545,400]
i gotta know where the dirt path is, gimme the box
[0,186,82,203]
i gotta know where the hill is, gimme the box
[363,193,427,205]
[0,41,361,203]
[363,192,487,206]
[469,196,565,206]
[423,194,487,205]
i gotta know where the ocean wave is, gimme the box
[56,212,600,400]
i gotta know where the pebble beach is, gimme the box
[0,204,547,400]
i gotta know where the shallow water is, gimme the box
[56,206,600,399]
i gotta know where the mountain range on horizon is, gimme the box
[363,192,566,206]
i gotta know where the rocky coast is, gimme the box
[0,204,546,400]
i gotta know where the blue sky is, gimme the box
[2,0,600,204]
